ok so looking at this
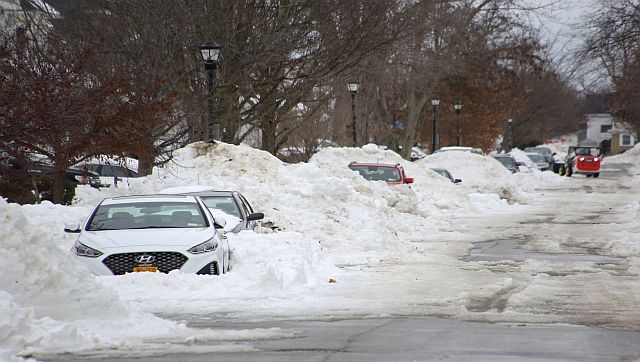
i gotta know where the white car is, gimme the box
[66,194,230,275]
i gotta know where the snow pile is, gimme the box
[1,141,570,359]
[0,198,248,360]
[418,150,528,203]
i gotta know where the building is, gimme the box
[583,113,637,155]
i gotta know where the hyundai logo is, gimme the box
[134,255,156,264]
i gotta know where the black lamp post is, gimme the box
[507,118,514,152]
[199,42,221,142]
[431,97,440,153]
[348,82,359,147]
[454,99,462,146]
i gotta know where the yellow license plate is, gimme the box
[132,266,158,272]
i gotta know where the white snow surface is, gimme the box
[0,141,595,360]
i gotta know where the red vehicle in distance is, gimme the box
[559,146,603,178]
[348,162,414,185]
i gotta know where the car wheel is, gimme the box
[586,174,592,178]
[593,173,600,178]
[566,166,573,177]
[559,165,565,176]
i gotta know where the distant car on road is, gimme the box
[492,154,518,173]
[348,162,414,185]
[66,194,230,276]
[429,168,461,184]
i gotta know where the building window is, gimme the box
[620,134,633,146]
[600,124,612,133]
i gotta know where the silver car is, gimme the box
[66,194,230,275]
[185,190,264,233]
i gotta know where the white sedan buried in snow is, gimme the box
[66,194,230,276]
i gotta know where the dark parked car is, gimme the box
[429,168,461,184]
[524,146,555,165]
[492,154,518,173]
[185,190,264,233]
[71,162,138,188]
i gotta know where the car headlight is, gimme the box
[73,240,103,257]
[579,157,585,161]
[188,237,218,254]
[594,157,599,161]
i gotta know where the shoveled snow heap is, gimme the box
[1,141,565,360]
[418,150,530,203]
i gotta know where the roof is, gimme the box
[183,191,235,197]
[102,194,198,205]
[348,162,401,168]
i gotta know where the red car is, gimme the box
[559,146,603,178]
[348,162,414,185]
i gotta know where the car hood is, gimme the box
[80,227,215,249]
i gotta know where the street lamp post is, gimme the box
[507,118,514,152]
[199,42,221,142]
[431,97,440,153]
[347,82,359,147]
[454,100,462,146]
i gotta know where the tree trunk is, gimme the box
[52,169,66,205]
[137,153,155,177]
[261,117,277,155]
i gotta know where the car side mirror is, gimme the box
[64,223,81,233]
[247,212,264,221]
[213,217,227,229]
[404,177,414,184]
[454,179,462,184]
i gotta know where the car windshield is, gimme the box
[86,201,207,231]
[349,165,401,182]
[430,168,452,180]
[199,196,241,218]
[493,156,515,168]
[574,147,599,157]
[527,154,545,162]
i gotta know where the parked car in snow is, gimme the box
[434,146,484,156]
[184,190,264,233]
[71,159,138,188]
[66,194,230,276]
[492,154,518,173]
[429,168,461,184]
[410,147,429,161]
[159,186,265,233]
[525,152,552,171]
[524,146,555,165]
[348,162,414,185]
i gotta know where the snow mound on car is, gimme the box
[418,151,529,203]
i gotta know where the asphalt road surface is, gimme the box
[41,162,640,362]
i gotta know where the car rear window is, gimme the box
[349,165,401,182]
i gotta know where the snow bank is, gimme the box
[0,198,242,360]
[418,150,528,203]
[1,141,563,359]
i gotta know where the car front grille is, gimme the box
[103,252,188,275]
